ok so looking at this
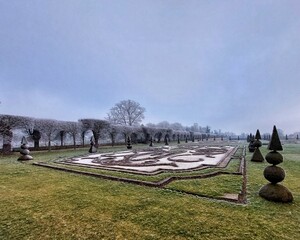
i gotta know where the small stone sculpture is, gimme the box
[149,137,153,147]
[164,135,169,145]
[127,136,132,149]
[18,136,33,161]
[259,126,293,203]
[89,136,97,153]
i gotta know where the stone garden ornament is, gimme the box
[18,136,33,161]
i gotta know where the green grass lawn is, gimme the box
[1,144,300,239]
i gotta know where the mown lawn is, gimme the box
[0,144,299,239]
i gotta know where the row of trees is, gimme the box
[0,115,223,153]
[0,99,238,153]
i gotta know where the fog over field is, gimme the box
[1,0,300,134]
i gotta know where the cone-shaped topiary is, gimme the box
[255,129,261,140]
[268,125,283,151]
[259,125,293,203]
[251,147,264,162]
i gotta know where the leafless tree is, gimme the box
[0,114,28,153]
[117,125,138,143]
[105,123,119,146]
[143,124,160,143]
[156,121,170,129]
[55,121,72,147]
[65,121,82,149]
[17,116,35,135]
[170,122,184,131]
[34,119,59,151]
[17,116,43,149]
[107,99,145,126]
[79,119,109,148]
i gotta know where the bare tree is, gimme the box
[65,121,82,149]
[170,122,184,131]
[79,119,109,148]
[156,121,170,129]
[0,114,27,153]
[145,123,159,142]
[17,116,42,149]
[34,119,59,151]
[18,116,35,135]
[107,99,145,126]
[57,122,68,147]
[117,125,137,143]
[106,123,118,147]
[140,124,150,143]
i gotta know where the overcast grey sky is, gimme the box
[1,0,300,134]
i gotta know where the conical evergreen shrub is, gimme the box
[268,125,283,151]
[251,147,264,162]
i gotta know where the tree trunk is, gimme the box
[60,131,64,147]
[2,130,13,155]
[32,130,41,150]
[81,131,85,146]
[73,137,76,150]
[48,139,51,151]
[111,134,115,147]
[34,140,39,149]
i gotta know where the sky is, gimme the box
[0,0,300,135]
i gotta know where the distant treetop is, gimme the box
[107,99,145,126]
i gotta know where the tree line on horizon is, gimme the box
[0,100,296,154]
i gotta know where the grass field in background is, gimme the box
[0,143,299,239]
